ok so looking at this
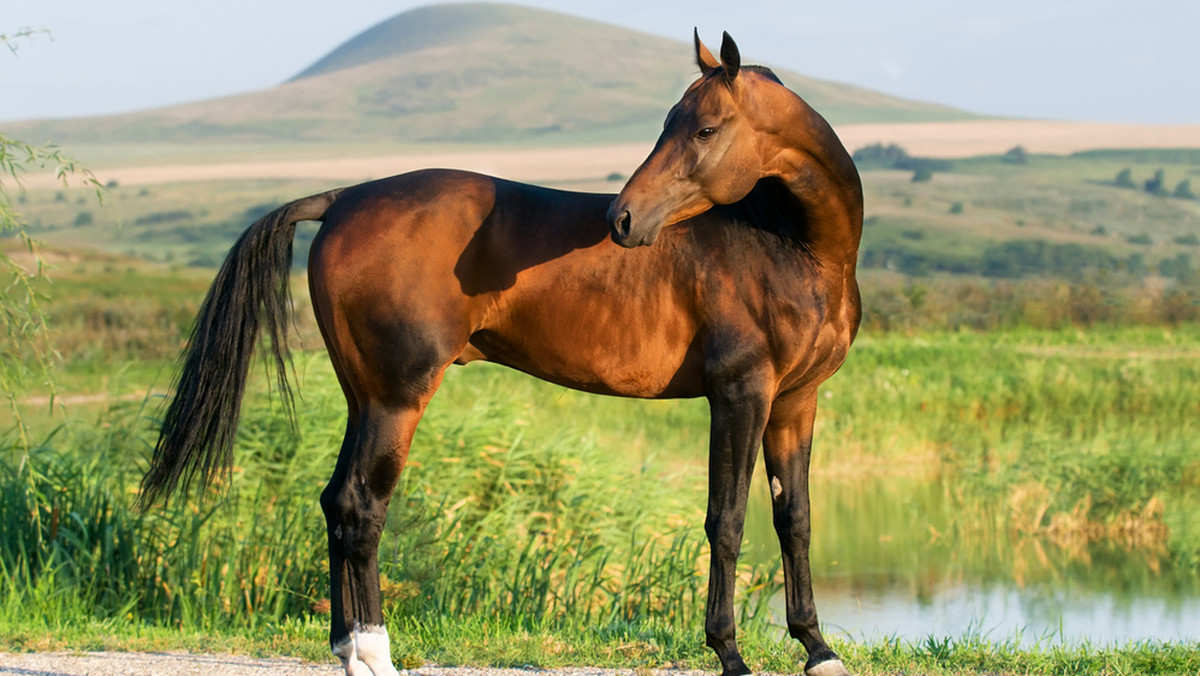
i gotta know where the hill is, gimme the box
[6,3,972,146]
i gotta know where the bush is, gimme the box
[135,210,193,225]
[1002,146,1028,164]
[1114,168,1136,188]
[1144,169,1168,196]
[853,143,952,174]
[851,143,911,169]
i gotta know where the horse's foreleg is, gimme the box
[704,379,770,676]
[322,400,431,676]
[762,390,848,676]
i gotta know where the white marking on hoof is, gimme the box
[354,623,400,676]
[806,658,850,676]
[331,634,371,676]
[770,476,783,500]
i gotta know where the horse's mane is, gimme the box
[743,65,783,85]
[716,177,817,260]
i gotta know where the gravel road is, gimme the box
[0,653,715,676]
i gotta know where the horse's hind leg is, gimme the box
[322,384,441,676]
[762,389,849,676]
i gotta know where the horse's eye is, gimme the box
[696,127,717,141]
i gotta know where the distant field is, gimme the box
[837,119,1200,158]
[21,143,653,190]
[21,120,1200,191]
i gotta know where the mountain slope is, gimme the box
[8,3,973,145]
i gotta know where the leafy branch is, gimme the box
[0,27,52,54]
[1,134,104,447]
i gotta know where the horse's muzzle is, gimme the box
[608,201,659,248]
[608,206,635,247]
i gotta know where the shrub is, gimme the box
[134,210,193,225]
[1002,145,1028,164]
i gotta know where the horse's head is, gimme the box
[608,31,772,248]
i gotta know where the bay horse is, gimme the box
[140,31,862,676]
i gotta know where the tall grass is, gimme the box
[0,354,776,639]
[814,326,1200,538]
[2,324,1198,671]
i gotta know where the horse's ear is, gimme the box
[694,28,720,72]
[719,31,741,81]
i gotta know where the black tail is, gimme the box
[138,189,343,508]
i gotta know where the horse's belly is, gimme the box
[463,304,704,399]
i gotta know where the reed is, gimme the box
[0,354,771,637]
[2,326,1198,673]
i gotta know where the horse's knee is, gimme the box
[772,503,811,547]
[704,512,744,562]
[321,479,386,559]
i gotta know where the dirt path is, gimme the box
[0,653,714,676]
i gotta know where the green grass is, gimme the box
[5,615,1199,675]
[3,218,1200,674]
[2,324,1199,674]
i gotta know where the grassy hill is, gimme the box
[6,3,972,146]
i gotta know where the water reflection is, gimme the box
[742,472,1199,645]
[816,583,1200,645]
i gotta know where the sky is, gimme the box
[2,0,1197,125]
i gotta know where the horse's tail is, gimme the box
[138,188,344,509]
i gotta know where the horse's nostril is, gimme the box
[616,211,632,237]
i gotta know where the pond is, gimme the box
[741,472,1199,646]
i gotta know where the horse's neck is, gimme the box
[761,95,863,265]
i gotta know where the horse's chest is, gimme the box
[721,276,854,388]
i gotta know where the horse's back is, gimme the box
[306,169,628,401]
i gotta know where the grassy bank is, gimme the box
[2,324,1198,674]
[4,616,1200,675]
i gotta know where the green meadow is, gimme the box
[3,307,1199,672]
[2,143,1200,674]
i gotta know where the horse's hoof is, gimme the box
[804,658,850,676]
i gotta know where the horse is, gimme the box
[140,31,862,676]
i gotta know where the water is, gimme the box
[815,578,1200,646]
[742,472,1200,646]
